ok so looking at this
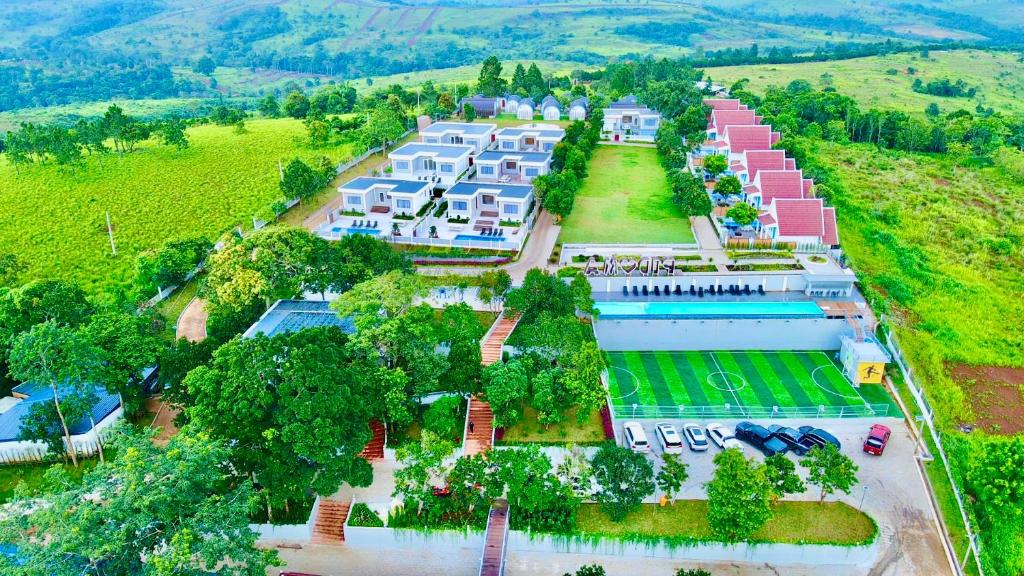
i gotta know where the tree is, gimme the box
[726,202,759,227]
[511,63,527,93]
[489,446,579,532]
[802,444,859,504]
[283,90,310,119]
[670,169,712,216]
[158,117,189,150]
[439,304,485,394]
[462,100,477,122]
[477,269,512,312]
[656,453,689,503]
[764,453,805,506]
[702,153,728,178]
[483,359,529,428]
[258,95,281,118]
[0,253,24,288]
[563,565,606,576]
[561,341,605,422]
[504,268,578,324]
[714,175,742,196]
[423,395,464,440]
[706,448,772,541]
[475,56,507,97]
[967,437,1024,519]
[0,426,279,575]
[7,321,104,466]
[525,63,547,99]
[82,311,161,417]
[193,55,216,75]
[134,236,212,294]
[361,103,404,156]
[280,157,323,201]
[591,443,654,521]
[437,92,456,116]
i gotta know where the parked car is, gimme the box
[623,422,651,453]
[797,426,842,452]
[735,421,789,456]
[681,423,709,452]
[767,424,810,456]
[655,422,685,454]
[863,424,891,455]
[706,422,743,450]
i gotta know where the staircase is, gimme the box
[310,499,350,545]
[479,500,510,576]
[358,420,386,461]
[464,397,495,456]
[480,313,519,366]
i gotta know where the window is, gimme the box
[396,199,411,209]
[524,168,539,177]
[451,136,464,145]
[644,118,657,127]
[482,195,495,205]
[394,161,409,171]
[479,166,494,175]
[423,137,438,143]
[347,195,362,206]
[502,141,514,150]
[503,204,518,215]
[543,143,553,151]
[504,161,517,170]
[440,164,453,173]
[452,201,468,211]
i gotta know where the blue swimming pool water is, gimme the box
[594,300,825,319]
[454,234,505,243]
[332,226,380,235]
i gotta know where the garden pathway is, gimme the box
[691,215,729,272]
[175,297,208,342]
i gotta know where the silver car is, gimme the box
[655,422,684,454]
[682,422,709,451]
[706,422,743,450]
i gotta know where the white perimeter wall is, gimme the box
[0,405,123,464]
[594,318,853,351]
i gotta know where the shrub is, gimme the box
[433,201,448,218]
[347,502,385,527]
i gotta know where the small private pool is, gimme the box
[331,226,380,235]
[594,300,825,319]
[454,234,505,243]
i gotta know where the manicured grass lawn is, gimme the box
[0,459,99,505]
[576,501,877,545]
[558,146,694,245]
[605,350,900,418]
[0,118,354,296]
[498,406,607,446]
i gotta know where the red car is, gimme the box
[863,424,891,455]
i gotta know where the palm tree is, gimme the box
[391,222,400,236]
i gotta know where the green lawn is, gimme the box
[498,405,606,446]
[576,501,877,546]
[0,118,354,296]
[559,146,695,245]
[605,350,899,419]
[0,458,99,505]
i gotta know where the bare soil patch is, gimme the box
[952,364,1024,434]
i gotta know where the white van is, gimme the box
[622,422,651,453]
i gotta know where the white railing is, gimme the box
[611,403,892,420]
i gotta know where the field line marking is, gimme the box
[709,352,745,414]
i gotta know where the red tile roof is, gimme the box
[723,125,773,153]
[770,131,781,146]
[802,179,814,196]
[710,109,758,133]
[774,199,825,238]
[822,207,839,245]
[704,98,742,111]
[743,150,787,180]
[754,170,805,205]
[758,213,776,226]
[785,158,796,170]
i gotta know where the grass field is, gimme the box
[497,406,606,446]
[558,146,695,245]
[605,350,898,418]
[576,501,877,545]
[705,49,1024,117]
[0,118,354,296]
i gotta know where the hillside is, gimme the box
[0,118,353,295]
[705,49,1024,116]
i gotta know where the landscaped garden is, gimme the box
[558,146,695,245]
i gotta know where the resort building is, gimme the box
[568,97,588,121]
[502,94,521,115]
[704,98,748,111]
[443,181,534,224]
[336,177,433,217]
[419,122,497,154]
[601,95,661,142]
[458,95,500,118]
[516,98,536,120]
[493,124,565,152]
[757,199,839,247]
[706,108,761,141]
[729,149,795,183]
[741,169,809,209]
[387,143,474,188]
[540,95,562,121]
[243,299,355,339]
[474,150,551,183]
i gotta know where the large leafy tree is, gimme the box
[490,446,579,532]
[475,56,507,97]
[702,153,728,178]
[801,444,859,504]
[184,327,379,514]
[706,448,772,541]
[764,453,805,506]
[483,359,529,428]
[669,169,712,216]
[361,102,405,155]
[134,236,212,294]
[656,453,689,503]
[438,303,484,394]
[82,311,161,417]
[726,202,759,227]
[0,426,279,575]
[8,321,103,466]
[504,268,579,324]
[560,341,606,422]
[967,437,1024,519]
[591,443,655,521]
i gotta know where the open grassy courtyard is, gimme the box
[605,350,898,419]
[558,146,695,245]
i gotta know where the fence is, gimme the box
[610,403,892,420]
[881,327,983,576]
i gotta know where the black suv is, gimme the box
[767,424,810,456]
[735,421,789,456]
[797,426,842,452]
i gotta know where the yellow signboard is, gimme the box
[857,362,885,384]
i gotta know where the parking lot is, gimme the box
[613,417,954,575]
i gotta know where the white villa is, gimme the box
[540,95,561,121]
[494,124,564,152]
[502,95,521,115]
[758,199,839,247]
[516,98,536,120]
[475,150,551,183]
[444,181,534,225]
[337,177,433,217]
[568,97,588,121]
[419,122,497,154]
[387,143,474,188]
[601,95,661,142]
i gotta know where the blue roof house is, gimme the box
[516,98,535,120]
[474,150,552,184]
[387,143,474,189]
[494,124,564,152]
[569,97,589,121]
[419,121,497,154]
[443,181,534,225]
[540,95,562,121]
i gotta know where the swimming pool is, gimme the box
[594,300,825,319]
[331,226,380,235]
[454,234,505,243]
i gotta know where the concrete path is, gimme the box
[175,297,209,342]
[691,215,730,272]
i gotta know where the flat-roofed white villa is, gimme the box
[337,177,433,217]
[474,150,551,183]
[443,181,534,228]
[418,121,497,154]
[494,124,564,152]
[387,143,474,188]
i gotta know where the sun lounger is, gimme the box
[744,285,751,295]
[622,286,629,296]
[758,285,765,295]
[653,286,660,296]
[688,285,695,296]
[664,285,670,296]
[698,287,704,297]
[642,285,649,296]
[632,286,639,296]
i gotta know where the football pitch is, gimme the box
[605,350,899,419]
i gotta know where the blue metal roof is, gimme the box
[420,122,496,136]
[496,126,564,138]
[445,181,534,200]
[0,382,121,442]
[571,97,589,108]
[244,300,355,339]
[519,98,535,108]
[541,95,560,108]
[476,150,551,164]
[390,143,474,159]
[341,177,430,194]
